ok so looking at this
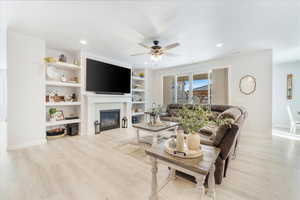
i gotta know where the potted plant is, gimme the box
[150,103,162,125]
[178,105,211,151]
[49,108,57,121]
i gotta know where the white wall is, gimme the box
[7,31,46,150]
[152,50,273,133]
[0,25,7,121]
[273,61,300,128]
[0,3,7,121]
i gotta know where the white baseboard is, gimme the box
[7,139,47,151]
[272,123,290,129]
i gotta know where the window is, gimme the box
[177,75,190,104]
[192,74,209,104]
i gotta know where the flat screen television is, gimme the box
[86,58,131,94]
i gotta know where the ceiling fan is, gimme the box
[131,40,180,61]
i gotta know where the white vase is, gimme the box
[186,133,201,151]
[176,130,185,152]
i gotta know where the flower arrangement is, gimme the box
[177,105,211,134]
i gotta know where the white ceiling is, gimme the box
[3,0,300,68]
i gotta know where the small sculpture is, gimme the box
[59,54,67,62]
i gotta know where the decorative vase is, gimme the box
[186,133,201,151]
[176,130,185,152]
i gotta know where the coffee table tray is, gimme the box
[164,139,203,159]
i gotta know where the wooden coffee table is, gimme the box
[145,142,220,200]
[133,121,178,147]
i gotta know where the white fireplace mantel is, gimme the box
[84,93,132,136]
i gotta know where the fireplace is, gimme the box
[100,109,120,131]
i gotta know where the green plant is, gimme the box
[178,105,211,134]
[151,104,162,116]
[49,108,57,116]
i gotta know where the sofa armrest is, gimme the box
[218,124,239,160]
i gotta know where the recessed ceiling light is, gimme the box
[216,43,223,47]
[80,40,87,45]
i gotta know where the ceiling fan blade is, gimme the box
[130,52,149,56]
[164,42,180,50]
[138,43,151,49]
[165,52,180,57]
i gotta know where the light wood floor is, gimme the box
[1,126,300,200]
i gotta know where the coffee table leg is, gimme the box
[150,158,158,200]
[196,175,206,199]
[152,132,158,146]
[136,129,140,143]
[208,165,216,200]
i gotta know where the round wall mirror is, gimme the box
[239,75,256,95]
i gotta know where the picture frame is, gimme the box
[287,74,293,100]
[239,75,256,95]
[54,110,64,121]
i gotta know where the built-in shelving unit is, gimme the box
[46,81,81,87]
[46,119,81,127]
[47,62,81,70]
[132,76,145,81]
[45,102,81,106]
[131,68,146,124]
[132,88,145,92]
[132,112,144,116]
[132,101,145,104]
[45,52,82,138]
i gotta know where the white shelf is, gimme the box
[46,81,81,87]
[132,89,145,92]
[45,102,81,106]
[132,112,144,116]
[132,76,145,81]
[46,119,81,127]
[47,62,81,70]
[132,101,145,104]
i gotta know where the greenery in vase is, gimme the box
[151,104,162,116]
[49,108,57,116]
[178,105,211,134]
[178,105,233,134]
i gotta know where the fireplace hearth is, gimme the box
[100,109,120,131]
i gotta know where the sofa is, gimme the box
[160,104,247,184]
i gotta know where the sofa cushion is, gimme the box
[217,107,241,122]
[199,133,214,146]
[207,111,220,121]
[169,109,179,117]
[211,124,230,146]
[199,124,218,136]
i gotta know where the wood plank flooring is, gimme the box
[1,127,300,200]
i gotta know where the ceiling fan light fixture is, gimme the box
[80,40,87,45]
[151,54,162,61]
[216,43,223,47]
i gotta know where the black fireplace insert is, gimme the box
[100,109,120,131]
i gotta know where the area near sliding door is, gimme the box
[163,76,176,105]
[177,75,190,104]
[211,68,229,105]
[192,73,209,104]
[162,67,229,105]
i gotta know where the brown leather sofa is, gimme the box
[161,104,247,184]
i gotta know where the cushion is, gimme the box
[217,107,241,122]
[207,111,219,121]
[199,133,214,146]
[211,124,230,146]
[169,108,179,117]
[199,125,218,136]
